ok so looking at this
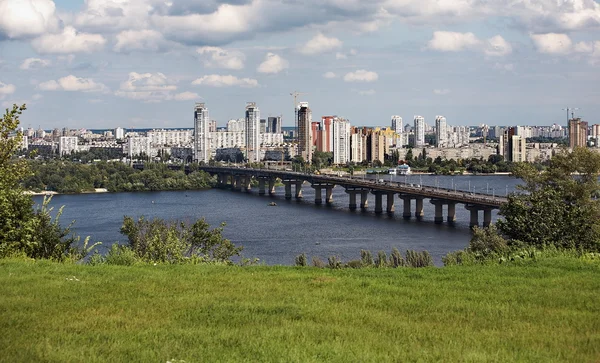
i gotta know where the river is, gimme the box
[34,174,522,265]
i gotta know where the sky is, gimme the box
[0,0,599,130]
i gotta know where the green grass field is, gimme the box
[1,257,599,362]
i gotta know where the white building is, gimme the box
[59,136,78,156]
[147,129,192,147]
[194,102,210,163]
[413,115,425,147]
[114,127,125,140]
[332,118,351,164]
[391,115,403,147]
[435,115,447,148]
[260,133,284,146]
[211,131,245,149]
[127,136,152,158]
[227,119,245,132]
[350,133,364,163]
[448,126,470,147]
[245,102,260,162]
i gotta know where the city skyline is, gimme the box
[1,0,599,129]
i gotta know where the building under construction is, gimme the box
[568,117,588,149]
[297,102,312,163]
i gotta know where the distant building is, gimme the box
[114,127,125,140]
[350,129,364,163]
[500,127,526,162]
[391,115,403,148]
[127,136,152,158]
[260,119,267,134]
[245,102,260,162]
[332,118,351,164]
[147,129,192,147]
[297,102,312,163]
[59,136,78,156]
[194,102,210,163]
[268,116,282,134]
[569,118,588,148]
[413,115,425,147]
[435,115,447,148]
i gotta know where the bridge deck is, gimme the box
[200,167,507,208]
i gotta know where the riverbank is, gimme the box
[25,188,109,196]
[1,256,598,361]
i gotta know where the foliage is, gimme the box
[119,216,242,264]
[294,253,307,267]
[404,250,434,268]
[24,160,215,193]
[360,249,373,267]
[498,148,600,252]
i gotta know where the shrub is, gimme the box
[375,250,388,268]
[295,253,307,267]
[312,256,326,268]
[345,259,363,269]
[389,247,406,267]
[327,256,342,269]
[360,249,374,267]
[405,250,434,268]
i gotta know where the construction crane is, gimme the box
[562,107,580,124]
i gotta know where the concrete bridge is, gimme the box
[199,166,508,228]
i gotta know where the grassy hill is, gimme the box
[1,257,599,362]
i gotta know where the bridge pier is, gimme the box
[268,178,275,195]
[244,176,252,192]
[313,186,322,205]
[258,178,266,195]
[447,202,456,224]
[295,181,303,199]
[372,191,384,214]
[483,208,493,227]
[284,182,292,200]
[360,190,369,209]
[326,186,334,205]
[401,197,412,219]
[347,191,357,210]
[465,205,480,228]
[431,200,444,224]
[386,192,395,214]
[415,197,424,220]
[232,175,242,191]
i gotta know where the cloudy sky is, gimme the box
[1,0,599,130]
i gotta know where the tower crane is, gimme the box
[562,107,580,124]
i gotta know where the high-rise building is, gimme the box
[391,115,403,147]
[114,127,125,140]
[245,102,260,162]
[297,102,312,163]
[499,127,526,162]
[435,115,447,148]
[260,119,267,134]
[268,116,282,134]
[208,120,217,133]
[194,102,210,163]
[59,136,78,156]
[413,115,425,147]
[332,118,351,164]
[350,131,364,163]
[568,118,588,149]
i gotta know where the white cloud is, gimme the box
[299,33,343,55]
[31,26,106,54]
[114,30,172,53]
[0,0,60,39]
[20,58,51,70]
[172,91,201,101]
[197,46,245,70]
[427,31,481,52]
[115,72,178,102]
[0,81,16,98]
[433,89,450,95]
[192,75,258,88]
[335,52,347,60]
[257,53,289,74]
[323,72,337,79]
[31,93,43,100]
[484,35,513,57]
[343,69,378,82]
[574,41,594,53]
[38,75,108,92]
[530,33,572,54]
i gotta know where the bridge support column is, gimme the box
[447,203,456,224]
[373,192,383,214]
[325,187,334,205]
[295,181,303,199]
[313,186,322,205]
[386,193,395,214]
[402,197,412,219]
[244,176,252,192]
[415,197,424,220]
[268,178,276,195]
[360,191,369,209]
[347,191,357,210]
[430,200,444,224]
[284,182,292,200]
[258,178,266,195]
[483,208,493,227]
[232,176,242,191]
[465,206,479,229]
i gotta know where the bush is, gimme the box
[360,249,373,267]
[405,250,434,268]
[328,256,342,269]
[295,253,307,267]
[312,256,326,268]
[120,216,242,264]
[375,251,388,268]
[390,247,406,267]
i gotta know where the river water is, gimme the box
[34,174,522,265]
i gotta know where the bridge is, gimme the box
[199,166,508,228]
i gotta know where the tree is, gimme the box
[497,147,600,252]
[0,104,36,256]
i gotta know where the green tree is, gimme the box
[497,148,600,251]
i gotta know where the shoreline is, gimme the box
[25,188,109,196]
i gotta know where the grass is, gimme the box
[1,257,599,362]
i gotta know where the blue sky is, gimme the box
[1,0,599,129]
